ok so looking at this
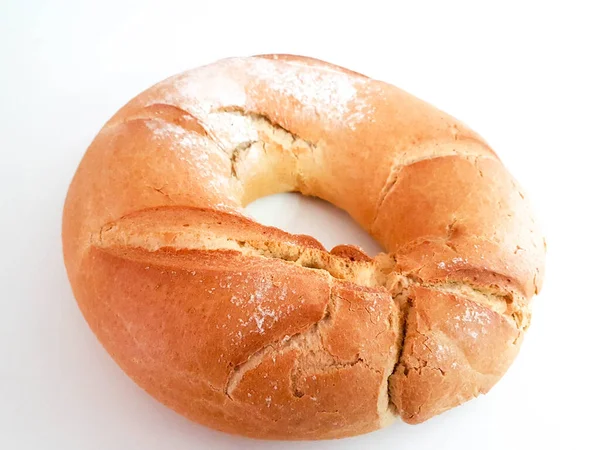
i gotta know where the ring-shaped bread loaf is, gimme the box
[62,55,545,440]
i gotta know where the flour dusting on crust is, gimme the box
[144,57,376,132]
[159,59,247,117]
[144,119,236,201]
[246,58,375,130]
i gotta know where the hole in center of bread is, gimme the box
[244,192,383,257]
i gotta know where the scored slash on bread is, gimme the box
[62,55,545,439]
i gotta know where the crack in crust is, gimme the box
[225,294,333,400]
[371,153,497,231]
[385,292,411,416]
[213,105,318,149]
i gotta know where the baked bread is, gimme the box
[62,54,545,440]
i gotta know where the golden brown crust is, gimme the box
[388,286,521,423]
[62,55,545,439]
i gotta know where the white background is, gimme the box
[1,1,599,449]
